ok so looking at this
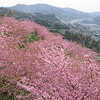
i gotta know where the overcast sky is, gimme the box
[0,0,100,12]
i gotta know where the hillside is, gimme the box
[0,17,99,99]
[0,8,100,55]
[93,16,100,25]
[10,4,93,21]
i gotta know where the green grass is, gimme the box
[18,33,38,50]
[24,34,38,43]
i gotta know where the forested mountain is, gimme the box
[0,7,68,29]
[10,4,93,21]
[0,7,59,22]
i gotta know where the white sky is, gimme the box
[0,0,100,12]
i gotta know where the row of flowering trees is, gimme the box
[0,17,99,100]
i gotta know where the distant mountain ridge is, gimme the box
[9,4,94,21]
[92,11,100,16]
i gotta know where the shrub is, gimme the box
[24,34,38,43]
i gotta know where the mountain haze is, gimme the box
[92,11,100,16]
[10,4,93,21]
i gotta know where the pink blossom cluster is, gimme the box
[0,17,99,100]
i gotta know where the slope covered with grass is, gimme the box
[0,17,99,100]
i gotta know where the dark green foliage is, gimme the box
[64,31,100,53]
[0,84,3,88]
[18,43,25,50]
[49,29,60,33]
[64,31,85,45]
[0,77,14,100]
[33,13,58,22]
[34,19,69,30]
[7,11,13,17]
[0,92,14,100]
[53,23,69,29]
[34,19,51,27]
[0,76,30,100]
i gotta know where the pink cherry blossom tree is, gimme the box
[0,17,99,100]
